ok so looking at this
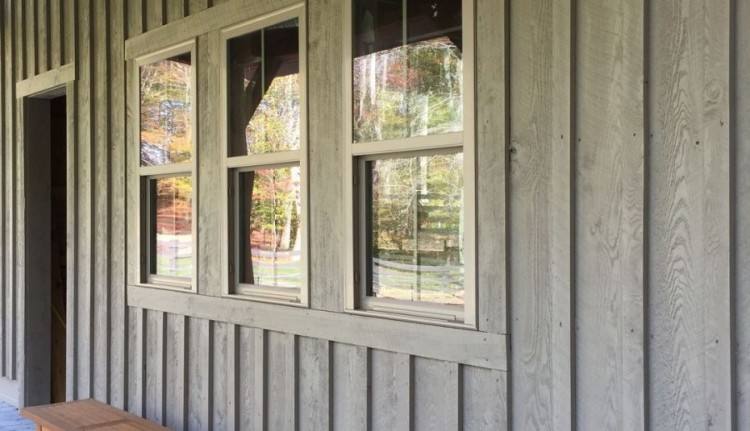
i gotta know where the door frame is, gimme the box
[15,65,76,407]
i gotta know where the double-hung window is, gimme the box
[221,6,308,305]
[137,42,197,290]
[345,0,475,325]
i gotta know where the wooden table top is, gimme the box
[21,399,168,431]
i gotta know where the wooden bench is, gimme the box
[21,399,168,431]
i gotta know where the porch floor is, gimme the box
[0,401,35,430]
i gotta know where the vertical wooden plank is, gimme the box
[648,0,733,429]
[126,0,144,38]
[65,81,78,400]
[166,0,185,23]
[63,0,75,65]
[332,343,367,430]
[298,337,330,431]
[92,0,111,404]
[37,0,48,73]
[509,0,574,429]
[308,0,345,311]
[0,0,9,381]
[187,317,211,431]
[237,327,262,431]
[463,366,508,431]
[25,0,36,77]
[127,306,146,416]
[737,0,750,427]
[109,0,127,409]
[145,310,166,424]
[49,0,61,68]
[369,350,410,431]
[266,331,296,431]
[76,0,95,400]
[197,31,221,296]
[145,0,164,32]
[575,0,645,429]
[15,96,26,404]
[165,314,188,431]
[188,0,209,16]
[476,0,508,334]
[212,322,229,430]
[412,358,459,431]
[226,324,239,431]
[10,0,23,383]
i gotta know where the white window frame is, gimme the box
[219,4,309,306]
[343,0,476,327]
[133,40,198,292]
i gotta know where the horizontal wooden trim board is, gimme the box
[125,0,301,60]
[128,285,508,370]
[15,63,75,98]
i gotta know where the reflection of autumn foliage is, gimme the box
[247,167,301,253]
[154,176,192,235]
[140,54,192,166]
[353,37,463,142]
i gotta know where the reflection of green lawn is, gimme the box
[156,255,192,278]
[372,260,464,305]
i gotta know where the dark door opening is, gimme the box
[49,96,67,404]
[23,93,67,406]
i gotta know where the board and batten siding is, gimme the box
[0,0,747,430]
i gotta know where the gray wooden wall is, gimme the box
[0,0,747,430]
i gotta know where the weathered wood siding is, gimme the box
[0,0,746,429]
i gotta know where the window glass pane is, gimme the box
[140,53,192,166]
[228,19,301,157]
[150,176,192,278]
[237,166,302,289]
[364,152,464,305]
[353,0,463,143]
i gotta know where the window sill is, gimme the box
[344,307,473,331]
[223,290,305,308]
[132,282,195,293]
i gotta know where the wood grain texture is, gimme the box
[475,0,507,335]
[575,0,646,429]
[332,343,367,430]
[462,366,507,430]
[164,314,187,431]
[49,0,61,68]
[266,331,295,431]
[647,0,732,429]
[108,0,127,410]
[211,322,229,430]
[146,0,164,32]
[737,0,750,427]
[37,0,48,73]
[307,0,345,311]
[298,337,330,431]
[187,317,211,431]
[509,0,574,429]
[145,310,165,424]
[369,350,410,431]
[76,0,95,400]
[92,0,111,404]
[413,358,459,431]
[196,31,221,297]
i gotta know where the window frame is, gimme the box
[343,0,476,327]
[134,40,199,292]
[219,4,309,306]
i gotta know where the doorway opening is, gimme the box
[23,92,67,406]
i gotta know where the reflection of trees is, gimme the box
[353,37,463,142]
[370,154,464,301]
[229,21,300,285]
[140,55,192,165]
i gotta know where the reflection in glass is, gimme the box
[238,166,302,288]
[353,0,463,143]
[228,19,300,157]
[150,176,192,278]
[140,54,192,166]
[364,152,464,305]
